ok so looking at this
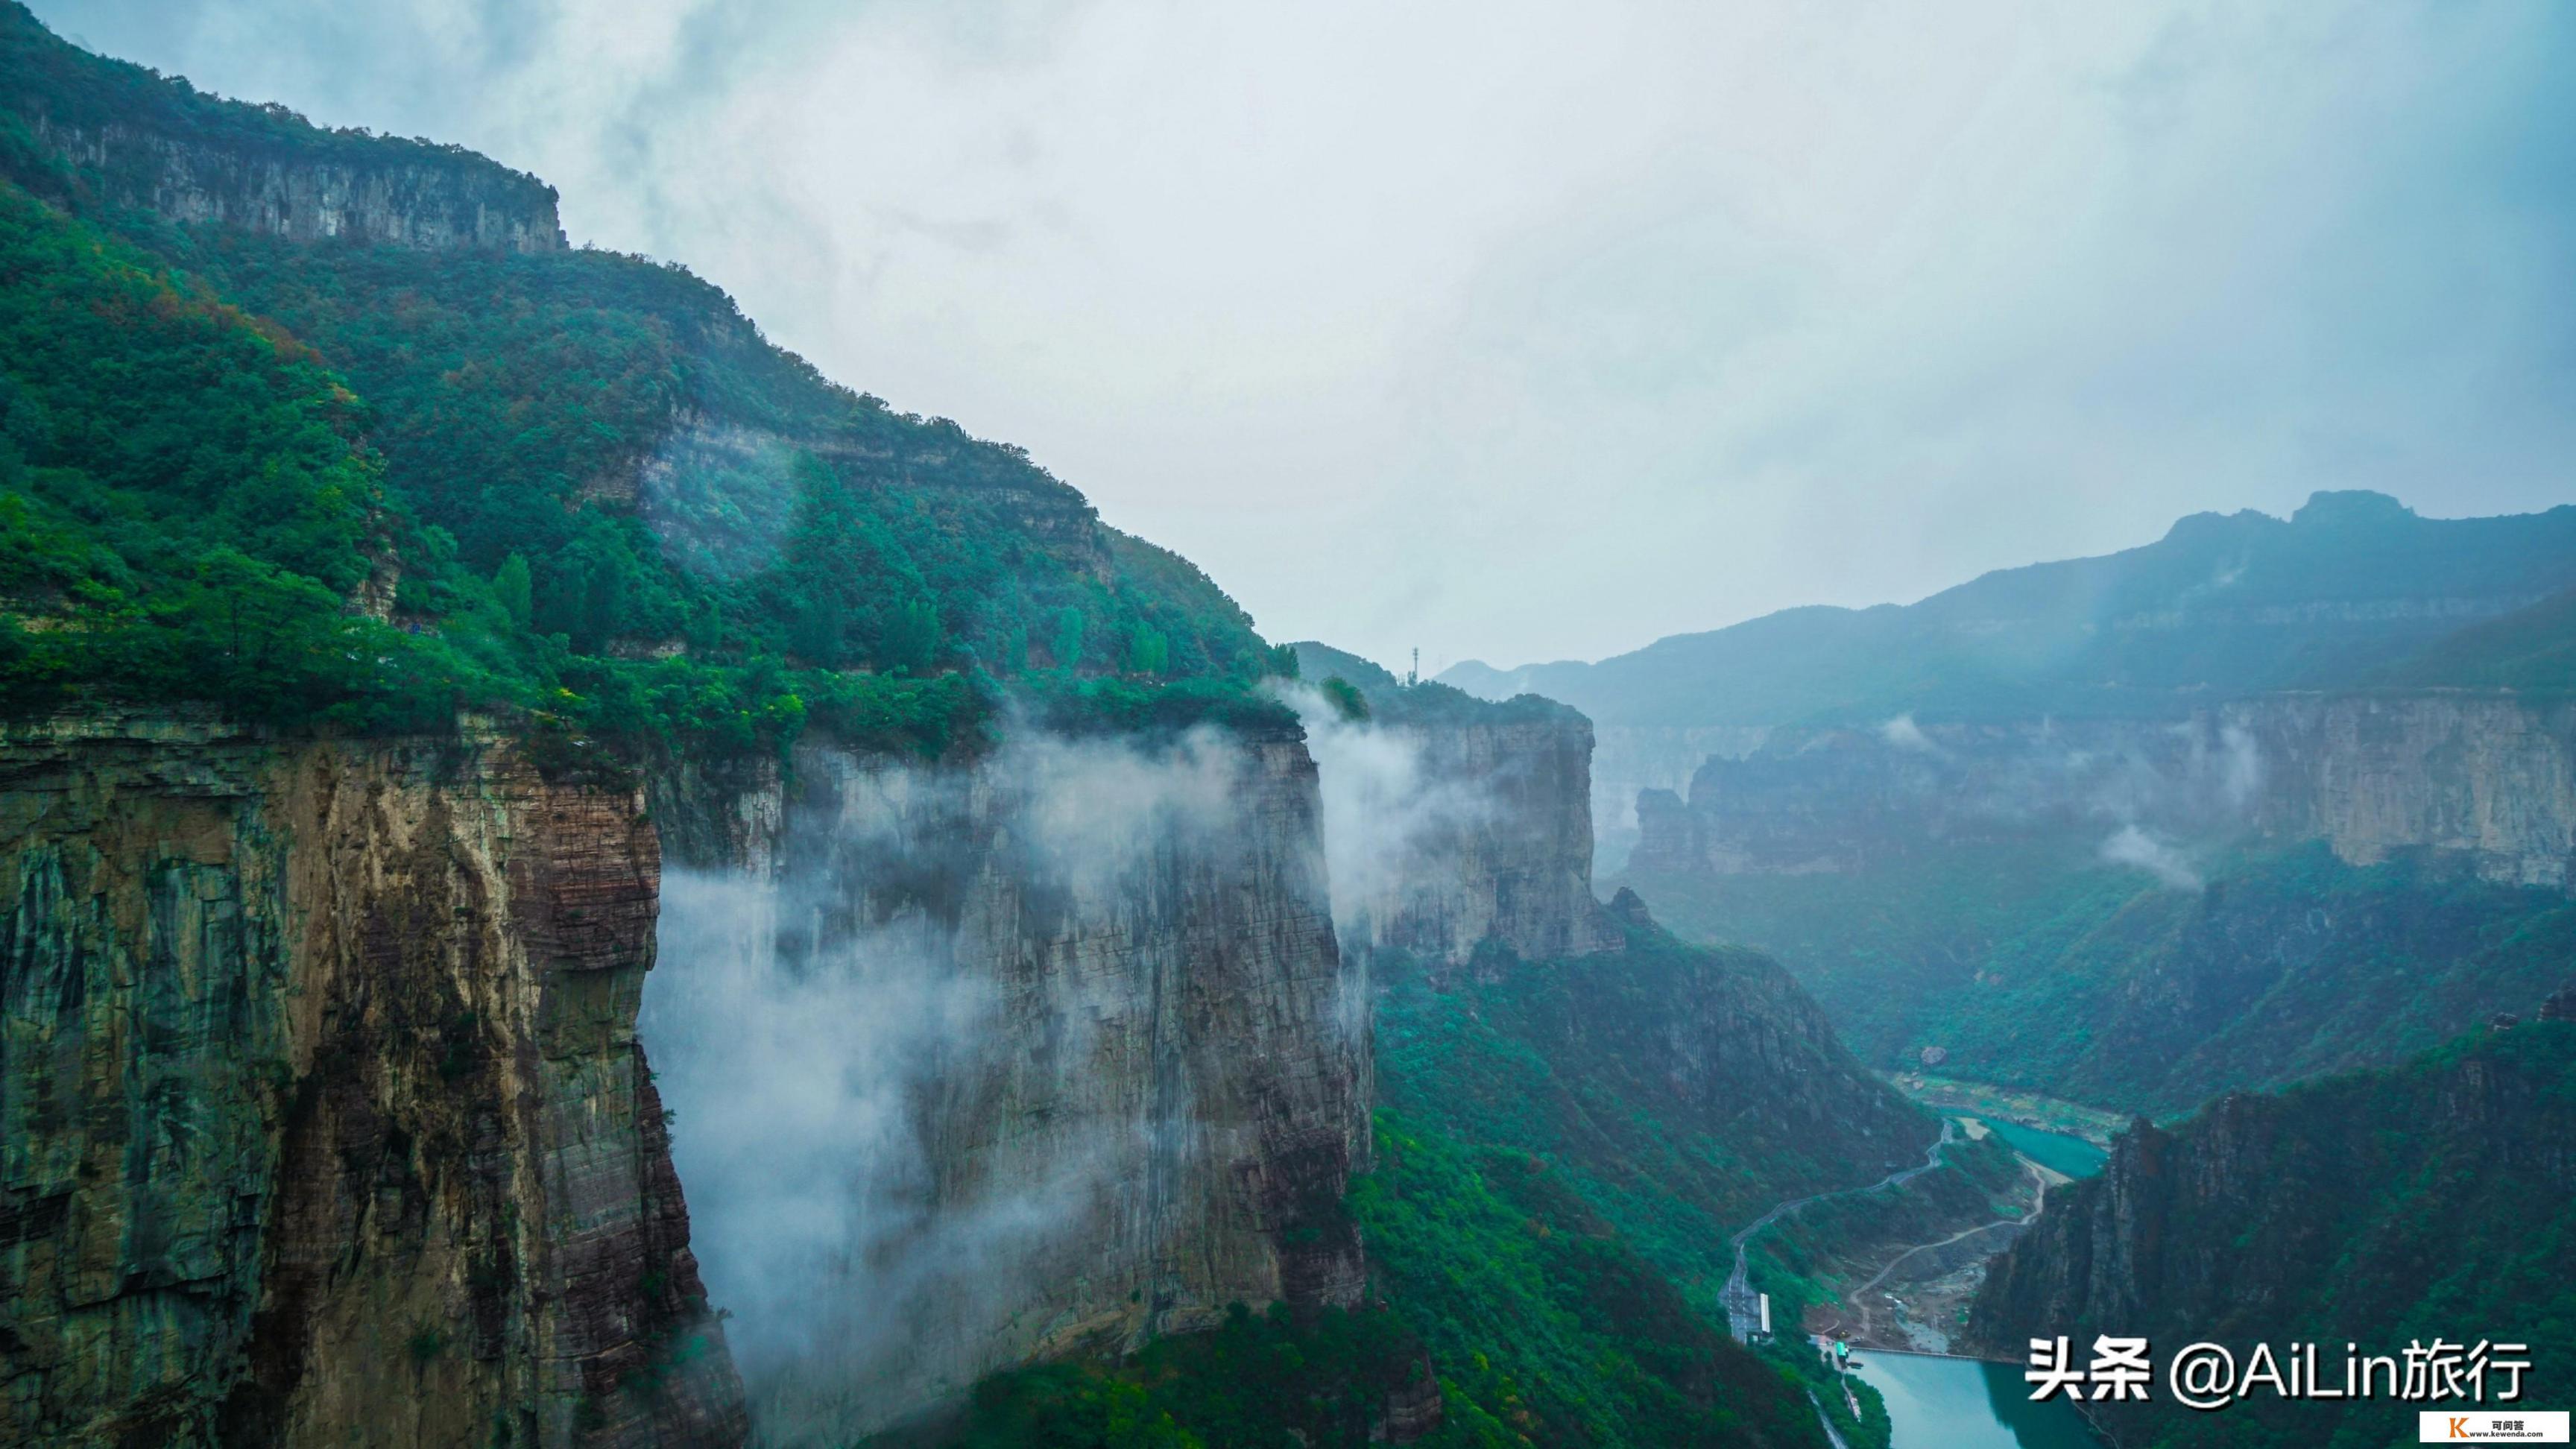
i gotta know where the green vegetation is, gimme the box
[1439,489,2576,728]
[1977,1016,2576,1449]
[2378,581,2576,692]
[1626,838,2576,1114]
[1352,1112,1836,1448]
[1357,933,1942,1447]
[0,182,475,730]
[1371,941,1928,1307]
[863,1302,1442,1449]
[0,1,1292,755]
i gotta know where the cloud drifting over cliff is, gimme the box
[636,727,1260,1438]
[45,1,2576,666]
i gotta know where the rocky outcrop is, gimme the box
[0,715,743,1447]
[643,725,1368,1439]
[1588,722,1767,843]
[1629,692,2576,890]
[1629,713,2259,877]
[1286,645,1620,970]
[1,1,564,253]
[1969,999,2576,1445]
[2230,692,2576,888]
[1350,712,1623,970]
[28,113,566,250]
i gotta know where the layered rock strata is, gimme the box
[645,726,1369,1439]
[0,716,744,1446]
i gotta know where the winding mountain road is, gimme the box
[1722,1118,1958,1342]
[1841,1159,2048,1345]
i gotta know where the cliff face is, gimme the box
[1630,713,2258,877]
[10,110,564,252]
[2232,692,2576,888]
[1632,692,2576,889]
[1345,713,1622,970]
[1282,645,1620,971]
[1586,724,1767,868]
[643,726,1368,1439]
[0,717,744,1446]
[1969,1006,2576,1445]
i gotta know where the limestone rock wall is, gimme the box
[2229,692,2576,888]
[0,716,743,1447]
[1631,693,2576,889]
[1629,713,2258,877]
[1352,715,1622,968]
[1587,722,1769,842]
[645,726,1368,1439]
[1968,1001,2576,1445]
[14,108,566,252]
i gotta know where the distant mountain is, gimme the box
[1442,490,2576,727]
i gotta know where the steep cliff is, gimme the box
[1618,689,2576,1107]
[1629,713,2256,878]
[1345,710,1620,967]
[0,716,744,1446]
[1969,998,2576,1448]
[2235,691,2576,888]
[1588,722,1768,868]
[1646,689,2576,891]
[641,724,1368,1440]
[0,4,563,252]
[1289,643,1618,970]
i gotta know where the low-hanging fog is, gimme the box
[636,707,1482,1438]
[637,727,1253,1437]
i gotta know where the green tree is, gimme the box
[1126,624,1169,678]
[493,553,533,628]
[1054,606,1087,673]
[883,596,942,675]
[1320,676,1369,722]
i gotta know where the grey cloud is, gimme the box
[41,0,2576,669]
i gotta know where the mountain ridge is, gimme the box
[1442,489,2576,729]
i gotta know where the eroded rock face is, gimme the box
[1967,998,2576,1445]
[1630,693,2576,890]
[1350,716,1622,970]
[1629,713,2261,877]
[13,109,566,252]
[0,716,744,1447]
[2232,693,2576,888]
[644,726,1368,1440]
[1587,722,1769,850]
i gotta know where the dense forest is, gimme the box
[0,0,1296,760]
[1629,836,2576,1114]
[1973,1008,2576,1449]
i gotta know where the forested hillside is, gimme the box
[1445,490,2576,729]
[1973,996,2576,1448]
[0,0,1288,758]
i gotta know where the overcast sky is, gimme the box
[37,1,2576,671]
